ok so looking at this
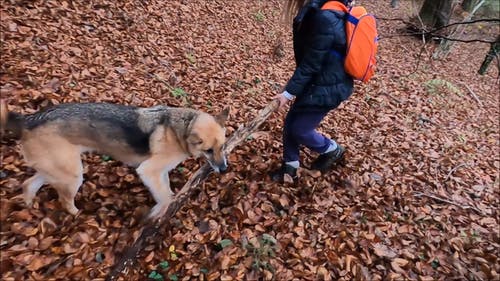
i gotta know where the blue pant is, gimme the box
[283,108,332,162]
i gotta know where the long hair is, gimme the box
[282,0,309,24]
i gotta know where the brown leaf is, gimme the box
[144,251,154,263]
[220,255,231,270]
[372,243,397,259]
[40,217,57,235]
[26,255,55,271]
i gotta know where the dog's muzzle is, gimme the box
[208,157,228,173]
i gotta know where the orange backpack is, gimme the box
[322,1,378,83]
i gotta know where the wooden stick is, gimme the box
[444,163,469,181]
[413,191,484,215]
[106,100,280,280]
[463,84,483,107]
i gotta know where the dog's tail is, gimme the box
[1,99,24,139]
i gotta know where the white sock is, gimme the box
[323,140,338,154]
[285,161,300,169]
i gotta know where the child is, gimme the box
[270,0,354,182]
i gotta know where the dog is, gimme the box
[0,101,229,218]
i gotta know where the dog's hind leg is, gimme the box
[44,154,83,215]
[22,173,45,207]
[22,134,84,215]
[136,155,186,218]
[50,168,83,215]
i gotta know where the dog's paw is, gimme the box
[67,206,80,216]
[148,203,170,220]
[22,195,33,208]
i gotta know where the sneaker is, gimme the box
[269,163,298,183]
[311,145,345,172]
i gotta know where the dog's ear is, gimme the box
[187,133,203,146]
[215,106,230,126]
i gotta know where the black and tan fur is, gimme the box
[0,101,229,218]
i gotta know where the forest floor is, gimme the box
[0,0,498,280]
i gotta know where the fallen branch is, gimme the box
[106,100,280,281]
[380,91,402,104]
[445,163,469,181]
[413,191,483,215]
[418,114,438,126]
[463,84,483,107]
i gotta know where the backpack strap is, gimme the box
[345,7,359,25]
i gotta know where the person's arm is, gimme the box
[285,12,339,97]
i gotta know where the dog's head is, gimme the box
[187,107,229,173]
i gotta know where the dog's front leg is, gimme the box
[136,157,179,219]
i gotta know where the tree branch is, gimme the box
[105,100,280,281]
[377,17,499,27]
[378,18,500,44]
[381,33,497,44]
[430,36,497,44]
[413,191,484,214]
[429,18,499,33]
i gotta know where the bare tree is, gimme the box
[478,34,500,75]
[433,0,487,59]
[462,0,476,11]
[418,0,453,29]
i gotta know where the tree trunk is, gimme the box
[433,0,487,59]
[418,0,453,29]
[478,34,500,75]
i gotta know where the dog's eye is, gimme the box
[205,149,214,154]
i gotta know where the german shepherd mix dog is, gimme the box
[0,101,229,218]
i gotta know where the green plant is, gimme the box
[244,234,277,277]
[170,87,187,98]
[101,155,112,162]
[219,239,233,249]
[158,261,170,270]
[148,271,164,281]
[254,10,265,22]
[431,258,440,269]
[424,79,462,96]
[457,134,467,144]
[169,87,191,106]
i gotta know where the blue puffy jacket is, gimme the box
[285,0,354,111]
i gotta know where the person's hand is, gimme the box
[273,91,294,109]
[274,93,289,109]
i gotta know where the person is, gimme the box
[270,0,354,183]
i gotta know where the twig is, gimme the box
[150,73,175,91]
[382,33,498,44]
[379,91,402,104]
[410,43,428,74]
[106,100,280,280]
[376,18,500,27]
[413,191,483,214]
[418,114,438,126]
[43,254,74,276]
[463,84,483,107]
[445,163,469,181]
